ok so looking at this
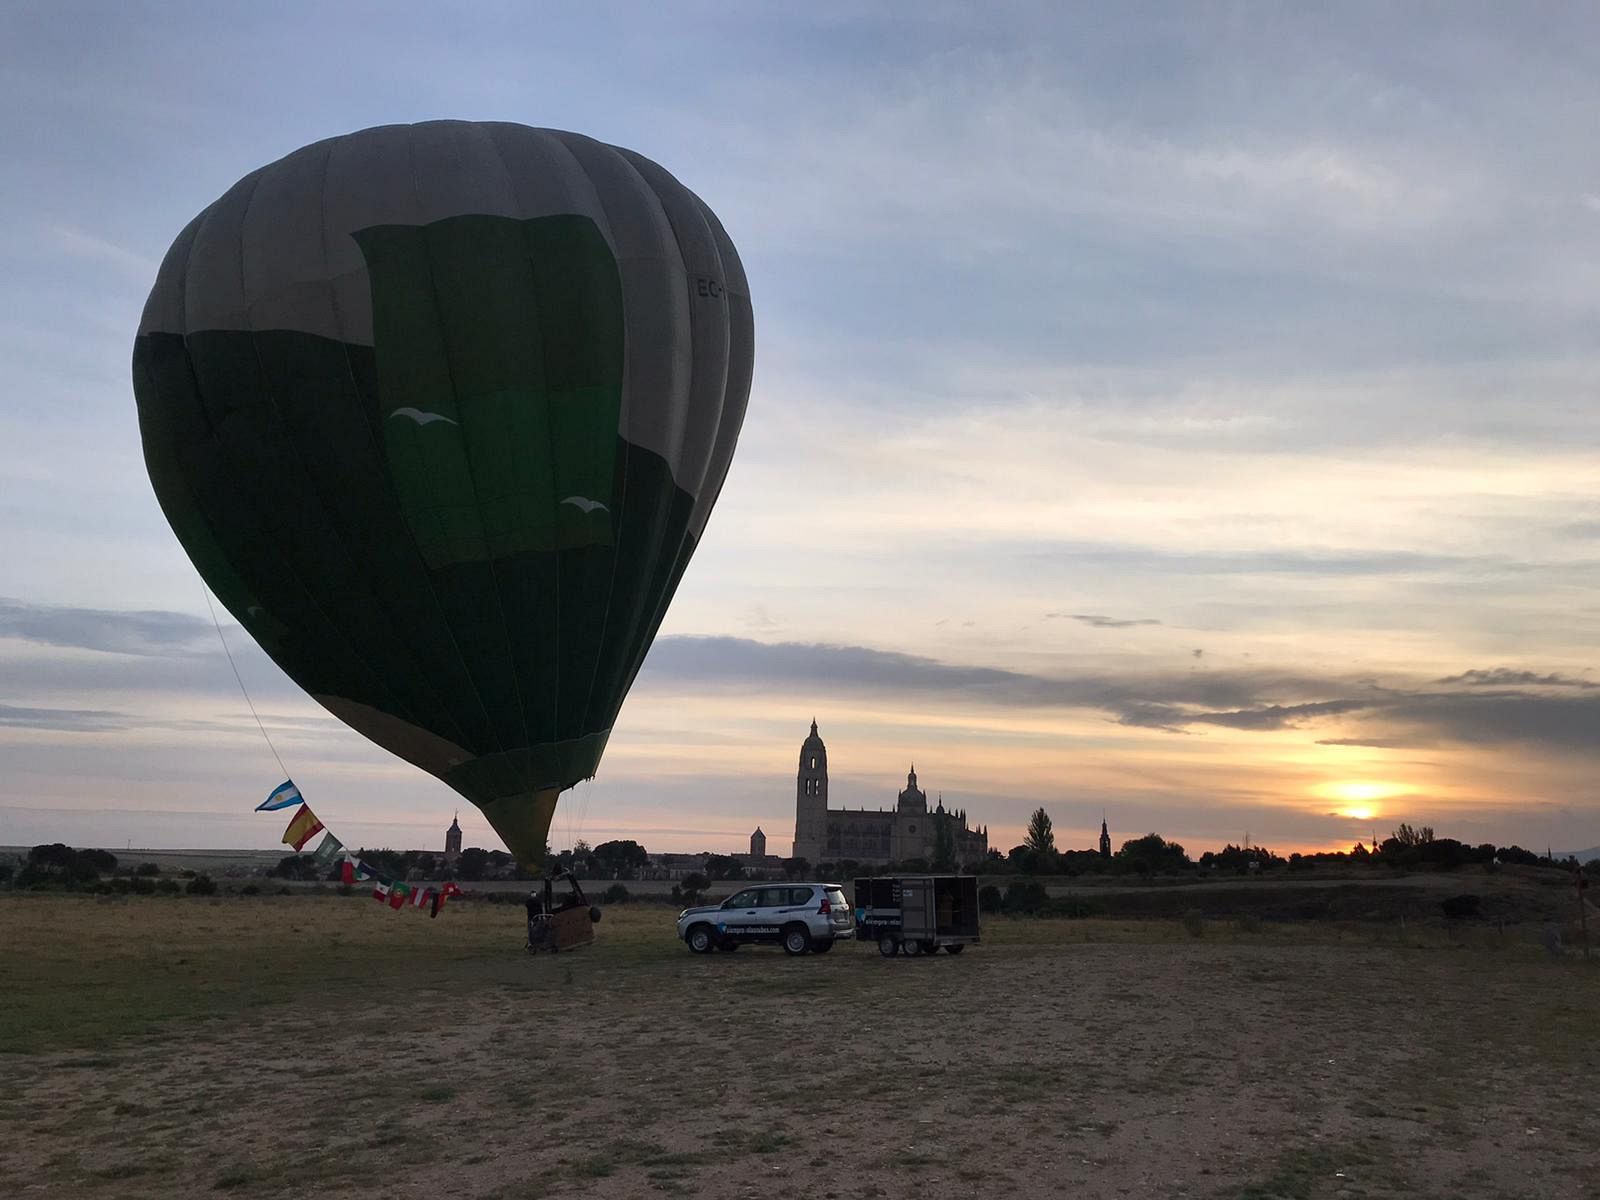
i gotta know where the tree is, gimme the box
[703,854,745,881]
[1024,808,1056,856]
[272,854,320,880]
[781,857,810,881]
[456,847,490,881]
[1392,824,1434,847]
[591,839,649,880]
[1115,833,1191,876]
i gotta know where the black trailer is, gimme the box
[854,875,981,957]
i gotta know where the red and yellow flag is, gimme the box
[282,804,324,851]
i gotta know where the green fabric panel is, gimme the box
[135,328,699,810]
[351,214,623,567]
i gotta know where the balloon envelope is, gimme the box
[133,121,753,863]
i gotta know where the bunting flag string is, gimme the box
[255,780,463,919]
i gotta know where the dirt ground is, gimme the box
[2,896,1596,1199]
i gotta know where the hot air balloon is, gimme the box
[132,121,753,865]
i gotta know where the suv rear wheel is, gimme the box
[686,923,715,954]
[782,924,811,955]
[811,938,834,954]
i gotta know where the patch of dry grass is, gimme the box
[1,895,1597,1198]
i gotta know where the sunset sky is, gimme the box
[3,4,1597,858]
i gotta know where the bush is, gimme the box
[131,876,156,895]
[155,879,180,895]
[185,874,218,896]
[978,884,1002,913]
[240,884,261,896]
[1235,913,1262,934]
[1001,880,1050,915]
[1181,909,1205,937]
[1440,894,1481,920]
[602,883,631,905]
[135,862,162,876]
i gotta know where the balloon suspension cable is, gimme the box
[201,583,291,782]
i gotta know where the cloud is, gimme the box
[1435,668,1598,689]
[0,703,127,732]
[1315,737,1431,749]
[0,597,218,657]
[46,223,159,277]
[1053,613,1163,628]
[1186,699,1373,731]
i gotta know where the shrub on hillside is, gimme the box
[135,862,161,876]
[602,883,631,905]
[978,884,1002,913]
[186,874,218,896]
[1181,909,1205,937]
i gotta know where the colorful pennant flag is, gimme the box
[282,804,325,851]
[432,880,462,919]
[311,832,344,865]
[389,881,411,910]
[339,857,357,885]
[256,780,304,811]
[355,861,377,881]
[410,886,433,910]
[372,879,391,903]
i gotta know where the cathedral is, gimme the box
[791,720,988,867]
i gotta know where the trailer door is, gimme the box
[899,877,935,939]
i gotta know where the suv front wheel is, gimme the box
[782,924,811,955]
[686,923,715,954]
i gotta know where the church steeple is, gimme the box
[1099,812,1111,859]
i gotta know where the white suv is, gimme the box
[678,882,854,955]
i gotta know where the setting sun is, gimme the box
[1314,780,1413,820]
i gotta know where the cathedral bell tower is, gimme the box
[793,719,828,862]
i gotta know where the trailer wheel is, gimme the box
[944,943,965,955]
[902,939,923,957]
[782,924,811,955]
[878,935,899,958]
[686,924,715,954]
[920,940,939,955]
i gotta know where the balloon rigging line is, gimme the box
[201,583,291,782]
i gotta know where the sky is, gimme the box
[2,3,1598,859]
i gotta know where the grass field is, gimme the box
[2,894,1596,1199]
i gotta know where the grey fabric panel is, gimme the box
[181,172,257,335]
[136,120,747,496]
[139,213,203,336]
[484,124,616,250]
[241,141,333,333]
[686,200,754,539]
[618,149,730,526]
[552,134,693,479]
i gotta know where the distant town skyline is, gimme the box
[2,7,1597,858]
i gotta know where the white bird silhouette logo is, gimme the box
[561,496,609,514]
[388,407,458,427]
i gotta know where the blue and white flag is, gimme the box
[256,780,304,811]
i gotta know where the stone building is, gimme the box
[444,814,462,866]
[791,720,988,867]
